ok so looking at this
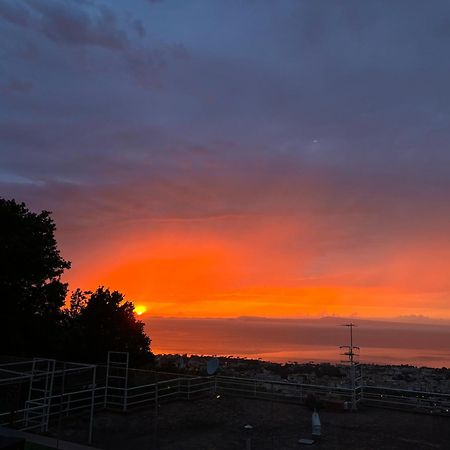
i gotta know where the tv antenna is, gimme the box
[340,323,359,364]
[339,323,361,410]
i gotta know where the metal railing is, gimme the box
[215,376,358,406]
[0,386,105,430]
[2,359,450,447]
[362,385,450,414]
[4,372,450,428]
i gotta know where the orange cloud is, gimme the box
[64,213,450,320]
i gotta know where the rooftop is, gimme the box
[51,395,450,450]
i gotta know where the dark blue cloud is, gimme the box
[0,1,449,301]
[0,0,129,50]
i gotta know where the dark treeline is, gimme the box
[0,198,153,367]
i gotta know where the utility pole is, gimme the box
[340,323,360,411]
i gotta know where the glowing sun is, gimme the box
[134,305,147,316]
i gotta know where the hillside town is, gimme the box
[155,354,450,393]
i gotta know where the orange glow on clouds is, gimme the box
[65,215,450,320]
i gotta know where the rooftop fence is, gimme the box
[1,355,449,445]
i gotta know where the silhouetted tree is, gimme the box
[0,198,70,357]
[65,287,153,366]
[1,197,153,365]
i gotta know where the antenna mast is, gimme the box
[340,323,359,364]
[340,323,361,410]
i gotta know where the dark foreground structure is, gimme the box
[1,355,449,449]
[52,396,450,450]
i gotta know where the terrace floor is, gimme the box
[49,395,450,449]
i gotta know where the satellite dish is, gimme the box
[206,357,219,375]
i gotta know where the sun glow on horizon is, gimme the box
[134,304,147,316]
[65,219,450,321]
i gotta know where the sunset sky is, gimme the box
[1,0,450,321]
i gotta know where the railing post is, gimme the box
[123,386,128,413]
[153,379,159,450]
[66,394,70,417]
[104,355,109,409]
[88,365,97,445]
[359,366,364,404]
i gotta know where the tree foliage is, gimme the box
[65,287,152,365]
[0,197,153,365]
[0,198,70,356]
[0,198,70,316]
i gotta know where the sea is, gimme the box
[145,316,450,368]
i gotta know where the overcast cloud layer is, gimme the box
[1,0,450,319]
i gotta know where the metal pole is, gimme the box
[123,353,129,413]
[351,363,356,410]
[350,325,353,361]
[88,365,97,445]
[340,323,359,411]
[271,383,274,450]
[56,362,67,450]
[45,359,56,432]
[153,372,158,450]
[104,353,110,409]
[359,366,364,404]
